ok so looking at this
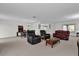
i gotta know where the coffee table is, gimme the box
[46,37,60,48]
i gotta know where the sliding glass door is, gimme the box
[63,24,75,32]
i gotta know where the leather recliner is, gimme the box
[40,30,50,40]
[27,30,41,45]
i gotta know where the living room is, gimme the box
[0,3,79,56]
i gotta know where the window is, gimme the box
[63,25,68,31]
[63,24,75,32]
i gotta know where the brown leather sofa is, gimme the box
[53,30,70,40]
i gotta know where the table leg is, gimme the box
[17,32,18,36]
[51,45,53,48]
[51,42,53,48]
[46,41,47,46]
[59,40,60,43]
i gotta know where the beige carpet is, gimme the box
[0,36,78,56]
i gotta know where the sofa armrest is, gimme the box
[53,33,56,37]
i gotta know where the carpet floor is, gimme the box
[0,36,78,56]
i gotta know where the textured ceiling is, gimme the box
[0,3,79,24]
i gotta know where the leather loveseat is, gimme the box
[40,30,50,40]
[53,30,70,40]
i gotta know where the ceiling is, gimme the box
[0,3,79,24]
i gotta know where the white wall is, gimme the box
[51,20,79,36]
[30,20,79,37]
[1,19,79,38]
[0,20,29,38]
[0,24,17,38]
[27,22,40,35]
